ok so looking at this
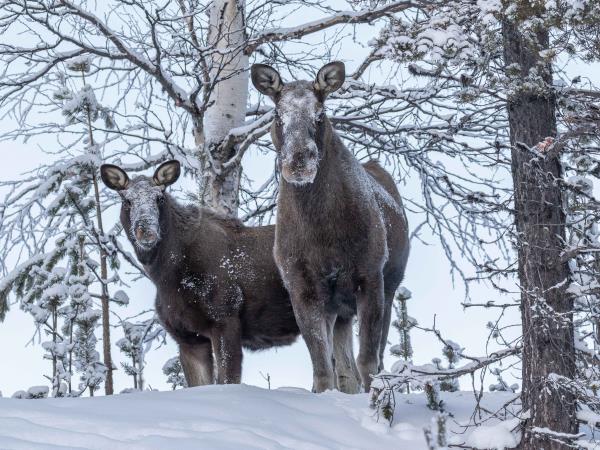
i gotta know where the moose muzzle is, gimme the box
[133,219,159,248]
[281,139,319,186]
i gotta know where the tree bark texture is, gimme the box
[502,5,577,449]
[200,0,249,217]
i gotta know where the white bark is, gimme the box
[201,0,249,217]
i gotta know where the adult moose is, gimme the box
[101,161,299,386]
[251,62,409,393]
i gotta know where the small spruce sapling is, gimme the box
[423,412,449,450]
[424,380,444,411]
[117,317,165,391]
[389,287,416,393]
[163,356,187,390]
[390,287,415,361]
[438,340,463,392]
[369,287,415,423]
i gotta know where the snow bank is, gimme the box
[465,417,520,449]
[0,385,516,449]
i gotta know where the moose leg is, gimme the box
[179,339,214,387]
[212,318,243,384]
[378,286,397,372]
[291,287,335,393]
[356,273,385,392]
[333,316,360,394]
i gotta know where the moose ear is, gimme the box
[100,164,129,191]
[153,160,181,188]
[314,61,345,96]
[251,64,283,98]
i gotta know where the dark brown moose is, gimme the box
[251,61,410,393]
[101,161,299,386]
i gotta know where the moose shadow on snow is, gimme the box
[101,161,300,386]
[252,61,410,393]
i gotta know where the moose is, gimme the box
[101,160,299,386]
[251,61,410,393]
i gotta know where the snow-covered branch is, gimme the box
[245,0,418,54]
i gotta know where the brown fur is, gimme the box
[106,171,299,386]
[253,64,409,393]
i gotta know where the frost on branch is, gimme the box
[371,298,519,427]
[55,84,114,129]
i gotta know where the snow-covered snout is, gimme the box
[251,62,345,186]
[277,87,320,185]
[123,182,163,248]
[100,160,181,250]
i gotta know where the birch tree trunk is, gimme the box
[200,0,249,217]
[502,5,577,449]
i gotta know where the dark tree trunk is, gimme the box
[502,7,577,450]
[93,172,114,396]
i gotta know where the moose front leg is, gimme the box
[179,339,214,386]
[211,318,243,384]
[356,273,385,392]
[290,284,336,393]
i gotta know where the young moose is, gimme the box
[252,62,410,393]
[101,161,299,386]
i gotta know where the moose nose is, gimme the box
[291,152,307,170]
[135,226,158,246]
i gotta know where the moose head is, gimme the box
[251,62,345,185]
[100,160,180,257]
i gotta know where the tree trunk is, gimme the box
[502,7,577,449]
[133,357,138,390]
[83,68,114,396]
[52,307,58,396]
[199,0,248,217]
[94,172,114,396]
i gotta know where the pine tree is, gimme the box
[67,236,105,396]
[59,56,117,395]
[0,55,124,396]
[388,287,415,394]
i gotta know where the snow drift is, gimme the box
[0,384,523,450]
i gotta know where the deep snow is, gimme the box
[0,384,522,450]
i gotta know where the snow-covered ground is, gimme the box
[0,385,519,450]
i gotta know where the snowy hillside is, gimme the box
[0,385,518,450]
